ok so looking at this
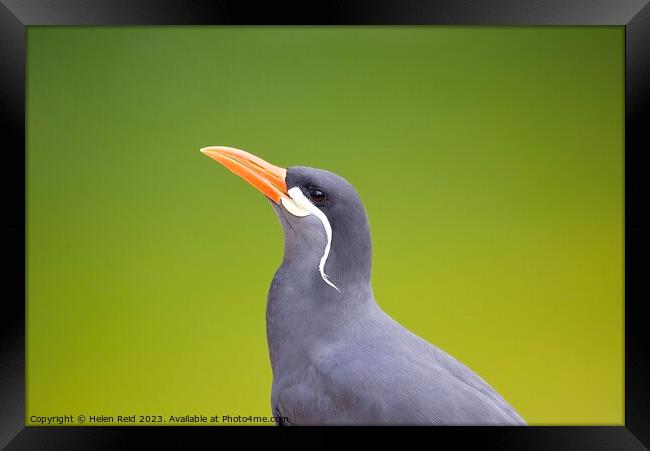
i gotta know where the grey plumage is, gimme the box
[266,166,526,426]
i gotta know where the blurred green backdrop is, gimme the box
[27,26,623,425]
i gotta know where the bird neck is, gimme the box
[266,203,375,374]
[281,210,373,295]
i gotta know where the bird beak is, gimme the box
[200,146,288,204]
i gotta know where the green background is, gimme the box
[27,27,624,425]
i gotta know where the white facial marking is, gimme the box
[280,195,310,217]
[287,187,341,293]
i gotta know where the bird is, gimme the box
[200,145,526,426]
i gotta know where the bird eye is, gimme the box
[308,188,327,204]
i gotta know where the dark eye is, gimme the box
[308,188,327,204]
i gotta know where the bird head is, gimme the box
[201,146,372,297]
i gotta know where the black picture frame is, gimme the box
[1,1,648,449]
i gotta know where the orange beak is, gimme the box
[200,146,288,204]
